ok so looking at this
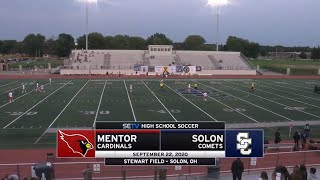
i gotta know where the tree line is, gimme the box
[0,32,319,59]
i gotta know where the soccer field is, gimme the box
[0,78,320,149]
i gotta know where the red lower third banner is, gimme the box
[57,130,96,158]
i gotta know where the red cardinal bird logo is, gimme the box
[59,130,94,157]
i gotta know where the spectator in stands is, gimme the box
[300,165,308,180]
[22,177,28,180]
[231,158,244,180]
[293,130,301,149]
[271,166,284,180]
[259,171,268,180]
[4,174,19,180]
[291,165,302,180]
[280,166,290,180]
[308,167,318,180]
[274,129,282,150]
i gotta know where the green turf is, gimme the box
[0,78,319,148]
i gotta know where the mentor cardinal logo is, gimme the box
[59,130,94,157]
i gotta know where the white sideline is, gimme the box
[3,81,72,129]
[34,80,90,144]
[141,80,177,122]
[165,83,218,122]
[93,80,107,128]
[196,81,294,121]
[124,80,136,122]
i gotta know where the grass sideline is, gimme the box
[251,59,320,75]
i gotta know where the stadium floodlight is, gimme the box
[76,0,98,51]
[207,0,229,51]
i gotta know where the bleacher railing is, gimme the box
[1,150,319,180]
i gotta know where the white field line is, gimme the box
[34,80,90,144]
[251,84,320,108]
[226,81,320,119]
[256,82,320,102]
[165,82,218,122]
[124,80,137,122]
[2,85,23,94]
[3,81,72,129]
[0,82,50,109]
[191,83,259,123]
[276,80,318,90]
[141,80,177,122]
[196,81,294,121]
[0,81,18,88]
[261,81,316,94]
[93,80,107,128]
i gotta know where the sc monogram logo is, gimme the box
[236,132,252,155]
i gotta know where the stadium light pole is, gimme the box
[86,1,89,51]
[207,0,228,52]
[77,0,97,51]
[216,5,219,52]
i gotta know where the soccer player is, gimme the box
[22,83,26,93]
[40,85,45,92]
[188,84,191,89]
[194,83,198,90]
[36,82,39,92]
[250,82,255,92]
[160,82,164,89]
[8,92,13,103]
[129,84,133,93]
[203,92,208,101]
[314,85,320,94]
[49,78,52,85]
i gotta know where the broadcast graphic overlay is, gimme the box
[57,122,264,165]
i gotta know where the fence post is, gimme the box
[257,65,260,70]
[48,63,51,70]
[19,65,22,72]
[17,164,20,178]
[276,152,280,167]
[154,168,157,180]
[122,169,126,180]
[83,169,92,180]
[318,69,320,75]
[286,68,291,75]
[303,150,307,165]
[247,158,251,177]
